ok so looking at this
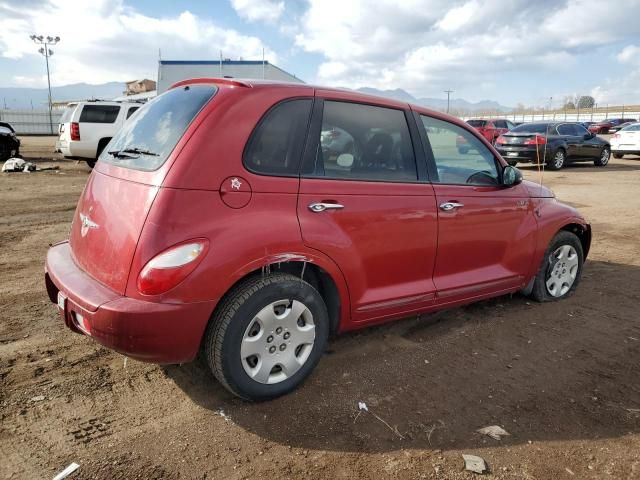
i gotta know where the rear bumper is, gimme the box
[496,146,551,163]
[45,241,216,364]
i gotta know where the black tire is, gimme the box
[613,153,624,159]
[547,149,565,170]
[204,273,329,401]
[594,147,610,167]
[529,231,584,302]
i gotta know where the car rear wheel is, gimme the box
[613,153,624,159]
[529,231,584,302]
[547,149,565,170]
[204,273,329,401]
[594,147,610,166]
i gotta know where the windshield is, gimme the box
[511,123,552,134]
[99,84,217,171]
[467,120,487,127]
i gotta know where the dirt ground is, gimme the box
[1,136,639,479]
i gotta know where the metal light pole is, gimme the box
[30,34,60,135]
[444,90,454,114]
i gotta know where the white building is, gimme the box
[157,60,303,93]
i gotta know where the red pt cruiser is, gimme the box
[45,79,591,400]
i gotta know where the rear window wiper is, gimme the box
[121,147,159,156]
[107,150,137,159]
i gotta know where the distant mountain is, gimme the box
[355,87,512,113]
[0,82,125,109]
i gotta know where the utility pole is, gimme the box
[444,90,453,114]
[30,34,60,135]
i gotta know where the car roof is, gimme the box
[170,77,468,127]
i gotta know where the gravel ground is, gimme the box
[1,136,639,479]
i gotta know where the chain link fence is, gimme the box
[464,105,640,123]
[0,109,62,135]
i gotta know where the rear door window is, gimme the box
[243,99,313,176]
[467,120,487,128]
[421,115,499,186]
[100,84,217,171]
[494,120,508,129]
[307,101,417,182]
[79,105,121,123]
[557,124,575,136]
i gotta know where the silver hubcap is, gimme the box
[241,299,315,384]
[601,149,609,164]
[546,245,579,297]
[554,151,564,168]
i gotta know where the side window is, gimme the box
[557,124,573,135]
[421,115,500,186]
[126,107,140,119]
[243,99,313,176]
[573,124,588,136]
[309,101,417,182]
[506,120,515,130]
[494,120,507,129]
[79,105,120,123]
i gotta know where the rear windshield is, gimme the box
[79,105,120,123]
[467,120,487,127]
[99,84,217,171]
[59,105,77,124]
[511,123,552,134]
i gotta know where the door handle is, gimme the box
[308,202,344,213]
[439,201,464,211]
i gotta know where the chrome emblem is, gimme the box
[79,213,99,237]
[230,177,242,190]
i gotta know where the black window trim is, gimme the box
[242,96,315,178]
[415,111,506,187]
[300,98,428,184]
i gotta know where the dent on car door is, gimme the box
[416,113,537,303]
[297,99,438,326]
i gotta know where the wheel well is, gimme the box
[96,137,112,158]
[214,261,342,336]
[560,223,591,258]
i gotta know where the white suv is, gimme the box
[56,101,142,167]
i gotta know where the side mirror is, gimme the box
[584,132,595,139]
[502,165,522,186]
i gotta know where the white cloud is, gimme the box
[591,45,640,104]
[617,45,640,65]
[295,0,640,100]
[230,0,284,23]
[0,0,276,87]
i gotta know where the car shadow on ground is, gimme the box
[518,158,640,173]
[165,259,640,453]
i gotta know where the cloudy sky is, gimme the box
[1,0,639,107]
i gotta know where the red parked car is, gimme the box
[463,118,515,149]
[45,79,591,400]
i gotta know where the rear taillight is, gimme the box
[70,122,80,141]
[496,135,507,145]
[137,240,209,295]
[525,135,547,145]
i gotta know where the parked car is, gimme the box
[0,122,20,162]
[608,121,635,134]
[580,121,595,129]
[610,122,640,158]
[495,122,610,169]
[45,79,591,400]
[464,118,515,146]
[56,100,142,168]
[589,118,637,134]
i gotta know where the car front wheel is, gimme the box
[204,273,329,401]
[529,231,584,302]
[594,147,610,166]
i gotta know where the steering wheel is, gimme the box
[466,170,497,185]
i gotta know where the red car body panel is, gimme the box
[45,79,590,364]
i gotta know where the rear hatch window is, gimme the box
[79,105,120,123]
[100,85,217,171]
